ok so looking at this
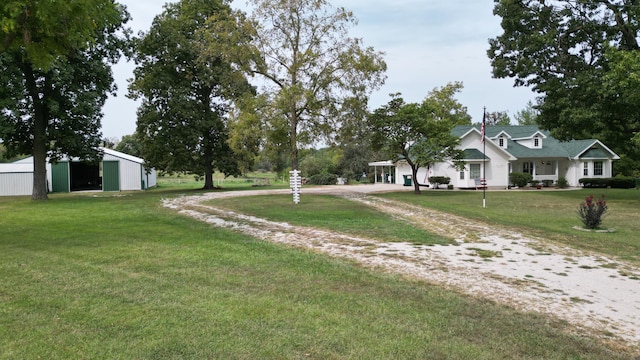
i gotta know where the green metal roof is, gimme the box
[462,148,489,160]
[452,125,616,160]
[580,147,608,158]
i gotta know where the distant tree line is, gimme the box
[3,0,640,200]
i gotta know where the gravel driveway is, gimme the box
[162,184,640,349]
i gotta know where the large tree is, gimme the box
[484,111,511,126]
[369,83,471,195]
[488,0,640,174]
[0,1,131,200]
[129,0,254,189]
[233,0,387,171]
[513,100,539,126]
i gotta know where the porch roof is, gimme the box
[368,160,395,167]
[462,148,489,160]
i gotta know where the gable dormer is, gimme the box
[533,135,542,148]
[512,131,547,149]
[490,130,511,149]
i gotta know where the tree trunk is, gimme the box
[202,149,215,190]
[411,164,421,195]
[203,166,215,190]
[289,113,299,171]
[32,125,49,200]
[24,62,48,200]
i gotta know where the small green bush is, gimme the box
[308,173,338,185]
[609,177,636,189]
[428,176,450,189]
[542,180,554,187]
[557,176,569,188]
[579,177,636,189]
[509,172,532,188]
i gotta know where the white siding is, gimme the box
[141,167,157,188]
[0,162,53,196]
[457,132,512,188]
[103,149,156,191]
[1,149,155,195]
[0,172,33,196]
[394,161,431,185]
[393,131,513,189]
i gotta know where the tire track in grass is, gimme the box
[162,187,640,349]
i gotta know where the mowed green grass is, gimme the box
[0,185,636,358]
[211,194,454,245]
[380,188,640,265]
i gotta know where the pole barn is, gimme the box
[0,148,156,196]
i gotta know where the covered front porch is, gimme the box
[368,160,396,184]
[512,159,563,184]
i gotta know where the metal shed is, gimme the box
[0,148,156,196]
[0,163,35,196]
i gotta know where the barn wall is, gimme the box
[0,173,33,196]
[118,159,143,191]
[141,166,157,189]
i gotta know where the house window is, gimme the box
[534,137,540,148]
[470,164,481,179]
[583,162,589,176]
[459,170,465,180]
[499,137,505,147]
[594,161,603,176]
[523,162,533,175]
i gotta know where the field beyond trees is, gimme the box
[0,181,638,358]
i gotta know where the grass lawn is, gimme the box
[210,194,454,246]
[380,188,640,265]
[0,184,636,358]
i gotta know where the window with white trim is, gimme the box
[594,161,603,176]
[534,137,540,148]
[499,137,505,148]
[470,164,481,179]
[583,162,589,176]
[459,170,465,180]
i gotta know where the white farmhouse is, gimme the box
[370,125,619,189]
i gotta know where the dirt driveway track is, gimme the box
[162,184,640,350]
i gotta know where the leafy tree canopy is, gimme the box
[513,100,539,125]
[129,0,254,189]
[212,0,387,171]
[0,1,131,199]
[114,134,141,158]
[368,82,471,194]
[488,0,640,174]
[1,0,128,70]
[483,111,511,126]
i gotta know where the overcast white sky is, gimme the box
[101,0,536,139]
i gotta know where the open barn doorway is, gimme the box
[70,162,101,191]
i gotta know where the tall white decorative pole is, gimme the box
[289,170,302,204]
[481,107,487,209]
